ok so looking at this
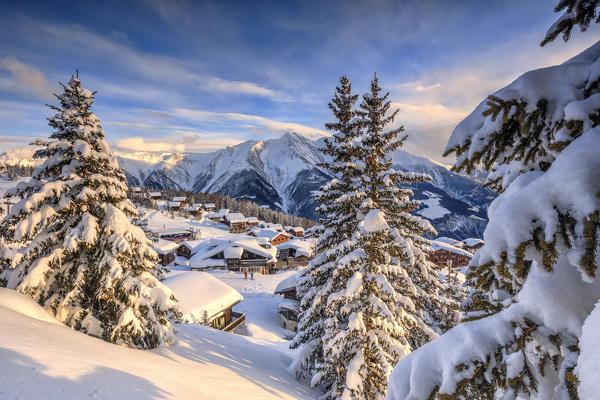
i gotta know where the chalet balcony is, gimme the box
[223,311,246,332]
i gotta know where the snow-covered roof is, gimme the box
[180,240,206,254]
[291,226,304,232]
[152,239,180,255]
[260,223,283,231]
[190,237,277,265]
[276,239,314,257]
[435,236,463,247]
[462,238,484,247]
[148,191,161,197]
[246,216,259,223]
[275,272,299,294]
[164,272,243,321]
[278,298,300,312]
[186,205,202,211]
[224,246,244,259]
[284,225,292,230]
[168,201,181,207]
[250,228,291,240]
[208,209,229,218]
[430,240,473,258]
[172,197,187,202]
[226,213,246,223]
[175,255,190,267]
[204,203,215,208]
[192,203,203,207]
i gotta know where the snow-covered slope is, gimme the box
[1,132,496,239]
[0,287,316,400]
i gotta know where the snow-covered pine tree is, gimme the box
[385,40,600,400]
[290,75,364,380]
[0,75,181,349]
[311,75,462,400]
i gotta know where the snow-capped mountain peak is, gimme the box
[1,133,495,239]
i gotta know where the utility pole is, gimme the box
[3,198,15,215]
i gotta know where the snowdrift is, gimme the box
[0,288,315,399]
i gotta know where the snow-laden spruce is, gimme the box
[291,76,364,383]
[293,75,463,400]
[386,40,600,400]
[0,75,181,349]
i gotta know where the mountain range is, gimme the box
[1,132,496,239]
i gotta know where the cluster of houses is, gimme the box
[206,208,306,238]
[151,222,314,274]
[165,196,216,217]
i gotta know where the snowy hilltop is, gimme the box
[1,133,496,239]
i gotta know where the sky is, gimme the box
[0,0,599,163]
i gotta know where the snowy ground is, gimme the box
[415,191,450,220]
[206,269,300,342]
[0,288,316,399]
[142,209,234,239]
[0,267,314,399]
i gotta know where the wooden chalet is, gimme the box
[172,196,187,205]
[176,240,206,259]
[428,240,473,268]
[148,191,162,200]
[189,237,278,274]
[164,272,245,333]
[248,228,291,245]
[225,213,247,233]
[152,239,180,266]
[246,216,259,229]
[147,227,195,242]
[167,201,181,211]
[289,226,304,237]
[274,272,300,331]
[186,204,203,217]
[277,239,313,261]
[207,208,229,223]
[462,238,484,253]
[204,203,216,212]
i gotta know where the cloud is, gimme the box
[0,57,54,100]
[143,110,172,118]
[414,83,441,92]
[113,136,185,153]
[171,108,329,139]
[0,135,39,145]
[392,102,468,128]
[388,32,600,162]
[202,77,282,99]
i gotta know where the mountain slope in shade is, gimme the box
[1,132,496,239]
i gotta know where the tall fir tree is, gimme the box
[295,75,463,399]
[291,75,364,380]
[0,75,181,349]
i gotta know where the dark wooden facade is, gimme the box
[428,249,471,268]
[229,221,247,233]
